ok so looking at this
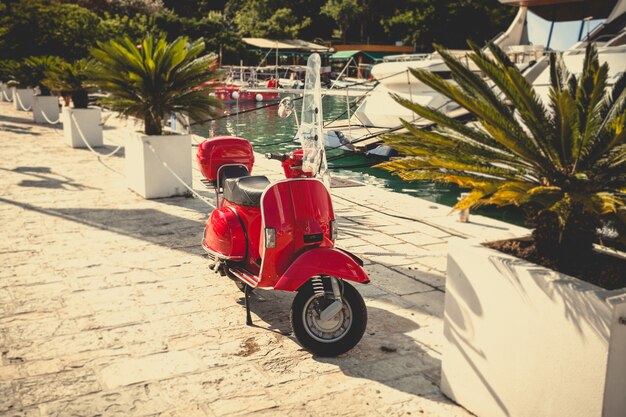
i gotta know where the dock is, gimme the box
[0,100,527,416]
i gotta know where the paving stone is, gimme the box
[397,231,445,246]
[99,351,202,389]
[401,290,446,318]
[0,381,18,412]
[391,264,445,288]
[159,403,212,417]
[366,264,433,296]
[361,232,405,246]
[207,390,278,416]
[14,370,101,407]
[0,364,21,381]
[414,255,449,273]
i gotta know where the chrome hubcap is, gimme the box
[302,295,352,343]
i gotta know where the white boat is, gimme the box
[527,0,626,105]
[330,77,377,91]
[324,0,625,155]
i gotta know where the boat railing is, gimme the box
[383,54,431,63]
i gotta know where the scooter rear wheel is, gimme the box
[290,279,367,357]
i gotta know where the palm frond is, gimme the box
[90,34,221,135]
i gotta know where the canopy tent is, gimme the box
[331,50,361,59]
[242,38,330,52]
[330,50,389,61]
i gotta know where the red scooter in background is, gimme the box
[196,54,370,356]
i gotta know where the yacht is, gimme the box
[324,0,625,155]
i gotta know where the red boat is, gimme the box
[213,83,281,104]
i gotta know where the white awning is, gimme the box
[243,38,330,52]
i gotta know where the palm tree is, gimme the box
[44,58,94,108]
[6,57,60,94]
[89,34,221,135]
[377,43,626,259]
[23,56,62,96]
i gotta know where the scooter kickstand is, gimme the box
[245,284,253,326]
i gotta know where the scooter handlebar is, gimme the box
[265,152,288,162]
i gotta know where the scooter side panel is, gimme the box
[225,202,263,275]
[273,247,370,292]
[202,206,246,259]
[258,179,334,288]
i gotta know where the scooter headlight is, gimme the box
[330,220,338,241]
[265,228,276,248]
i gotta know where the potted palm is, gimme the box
[90,34,221,199]
[24,56,63,124]
[45,58,103,148]
[5,60,35,112]
[378,44,626,417]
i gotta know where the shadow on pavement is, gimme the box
[0,196,206,256]
[0,166,100,191]
[0,113,36,125]
[239,285,445,400]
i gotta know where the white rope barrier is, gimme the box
[71,112,123,158]
[2,88,12,101]
[39,106,61,124]
[144,140,215,208]
[15,91,32,111]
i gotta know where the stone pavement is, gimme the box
[0,101,527,417]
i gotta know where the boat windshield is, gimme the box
[527,10,605,50]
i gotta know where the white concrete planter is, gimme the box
[0,83,12,102]
[32,96,60,124]
[13,88,34,111]
[125,132,192,199]
[63,107,103,149]
[441,238,626,417]
[0,82,8,101]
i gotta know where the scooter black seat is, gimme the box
[223,175,271,206]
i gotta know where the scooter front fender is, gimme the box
[273,248,370,292]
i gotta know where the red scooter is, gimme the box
[196,139,369,356]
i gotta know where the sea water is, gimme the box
[191,94,524,225]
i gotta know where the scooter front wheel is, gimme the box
[290,279,367,357]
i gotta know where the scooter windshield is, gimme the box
[297,53,329,185]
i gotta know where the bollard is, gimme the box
[458,192,470,223]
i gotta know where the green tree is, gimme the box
[90,35,222,135]
[381,0,515,50]
[321,0,366,43]
[107,0,165,15]
[0,0,103,60]
[162,0,227,18]
[378,43,626,258]
[100,12,160,42]
[154,10,242,63]
[231,0,311,39]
